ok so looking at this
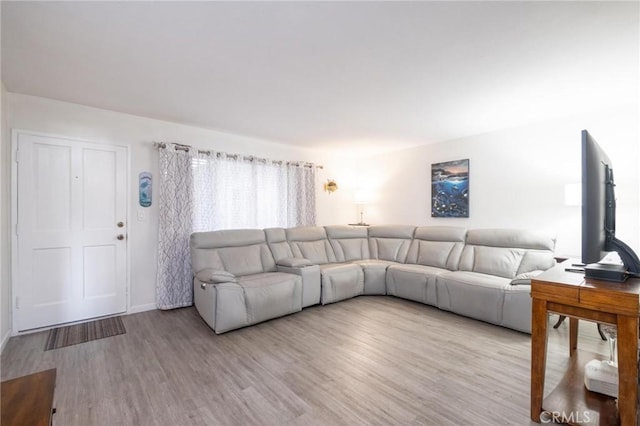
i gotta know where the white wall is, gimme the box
[6,93,354,319]
[6,92,638,339]
[1,82,11,349]
[358,105,639,257]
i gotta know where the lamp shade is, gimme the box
[354,189,372,204]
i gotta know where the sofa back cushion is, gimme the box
[190,229,276,276]
[264,227,294,262]
[458,229,556,279]
[285,226,337,264]
[325,225,370,262]
[367,225,416,263]
[406,226,467,270]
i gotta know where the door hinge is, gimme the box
[14,148,19,163]
[15,223,19,236]
[15,297,19,310]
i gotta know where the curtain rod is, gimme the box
[153,142,323,169]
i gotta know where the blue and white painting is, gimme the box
[431,159,469,218]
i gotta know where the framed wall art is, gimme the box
[431,159,469,218]
[139,171,152,207]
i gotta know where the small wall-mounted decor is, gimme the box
[431,159,469,217]
[324,179,338,194]
[139,172,152,207]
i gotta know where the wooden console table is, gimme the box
[531,261,640,425]
[1,369,57,426]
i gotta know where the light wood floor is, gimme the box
[1,296,610,425]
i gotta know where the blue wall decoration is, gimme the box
[139,172,152,207]
[431,159,469,218]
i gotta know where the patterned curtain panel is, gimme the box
[156,145,195,310]
[287,163,316,227]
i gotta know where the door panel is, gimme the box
[34,143,72,232]
[83,148,116,230]
[83,245,116,299]
[31,247,72,306]
[16,132,128,331]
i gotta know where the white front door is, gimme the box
[14,132,128,331]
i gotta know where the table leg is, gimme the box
[616,315,638,426]
[569,317,579,356]
[531,298,548,422]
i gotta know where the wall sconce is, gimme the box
[324,179,338,194]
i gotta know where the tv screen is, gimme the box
[581,130,611,265]
[581,130,640,280]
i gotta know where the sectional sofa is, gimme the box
[190,225,556,334]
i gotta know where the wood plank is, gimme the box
[531,260,640,426]
[0,298,620,425]
[580,279,640,316]
[1,369,56,426]
[542,351,618,426]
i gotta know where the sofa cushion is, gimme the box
[510,270,544,286]
[502,284,533,333]
[406,226,466,270]
[196,269,237,284]
[466,228,555,251]
[386,264,446,305]
[436,271,510,325]
[277,257,314,268]
[190,229,276,276]
[467,246,525,279]
[367,225,416,263]
[318,263,364,304]
[458,229,556,279]
[326,225,370,262]
[264,227,294,261]
[351,260,394,295]
[286,226,337,264]
[237,272,303,324]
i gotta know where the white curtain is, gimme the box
[156,145,195,310]
[157,144,316,309]
[192,152,316,232]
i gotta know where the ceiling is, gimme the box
[2,1,638,154]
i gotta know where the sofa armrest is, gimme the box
[510,270,544,286]
[277,264,321,307]
[276,257,314,268]
[196,269,237,288]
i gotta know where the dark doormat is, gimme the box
[44,317,126,351]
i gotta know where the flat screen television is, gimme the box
[581,129,640,281]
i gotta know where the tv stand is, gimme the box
[530,260,640,425]
[607,236,640,275]
[584,262,628,282]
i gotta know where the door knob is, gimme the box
[117,221,124,228]
[116,234,125,241]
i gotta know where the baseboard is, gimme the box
[128,303,157,315]
[1,327,12,353]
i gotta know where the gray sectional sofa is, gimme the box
[190,225,556,334]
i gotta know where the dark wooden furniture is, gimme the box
[531,260,640,426]
[1,369,57,426]
[553,315,607,340]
